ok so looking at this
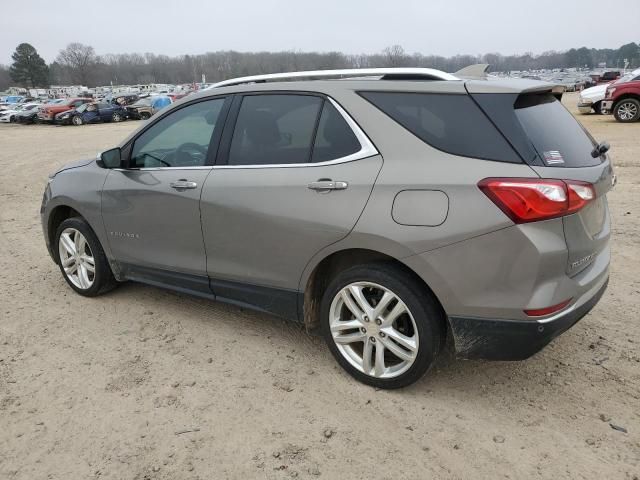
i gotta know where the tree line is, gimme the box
[2,41,639,90]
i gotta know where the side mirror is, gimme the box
[98,147,123,169]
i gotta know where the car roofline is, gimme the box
[205,68,460,89]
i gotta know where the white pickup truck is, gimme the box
[577,84,608,114]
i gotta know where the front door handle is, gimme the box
[170,179,198,190]
[307,180,349,191]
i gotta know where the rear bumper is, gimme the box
[449,276,608,360]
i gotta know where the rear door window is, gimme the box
[513,93,600,167]
[358,91,520,163]
[227,94,323,166]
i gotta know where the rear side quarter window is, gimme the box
[358,91,520,163]
[311,101,361,163]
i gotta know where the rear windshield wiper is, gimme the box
[591,141,610,158]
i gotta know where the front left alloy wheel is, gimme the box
[55,217,116,296]
[320,263,444,389]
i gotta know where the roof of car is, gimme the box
[186,75,558,102]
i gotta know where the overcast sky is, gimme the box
[2,0,639,64]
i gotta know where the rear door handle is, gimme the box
[307,180,349,191]
[170,179,198,190]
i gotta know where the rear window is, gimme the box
[358,91,520,163]
[513,93,599,167]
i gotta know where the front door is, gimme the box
[102,97,229,294]
[200,93,382,316]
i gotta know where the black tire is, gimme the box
[593,101,602,114]
[139,111,151,120]
[613,98,640,123]
[319,262,444,389]
[55,217,117,297]
[112,112,122,122]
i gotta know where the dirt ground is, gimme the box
[0,92,638,479]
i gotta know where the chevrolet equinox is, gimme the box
[41,68,613,388]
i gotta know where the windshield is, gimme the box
[614,71,640,84]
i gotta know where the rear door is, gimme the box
[97,103,114,122]
[200,93,382,313]
[473,91,614,276]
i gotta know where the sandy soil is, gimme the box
[0,92,638,479]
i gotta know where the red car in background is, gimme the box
[37,98,93,123]
[601,69,640,122]
[590,70,621,85]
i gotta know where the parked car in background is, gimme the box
[578,84,609,114]
[601,69,640,122]
[38,97,93,123]
[552,76,585,92]
[0,95,25,109]
[111,94,139,107]
[14,107,41,124]
[0,103,40,122]
[126,95,172,120]
[167,92,189,102]
[590,70,621,85]
[55,102,128,125]
[578,76,596,89]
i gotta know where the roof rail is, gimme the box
[206,68,459,89]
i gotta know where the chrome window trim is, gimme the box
[113,166,213,172]
[118,96,379,171]
[217,96,378,169]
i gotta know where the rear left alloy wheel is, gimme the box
[112,112,123,122]
[320,263,444,389]
[72,116,83,126]
[55,217,116,296]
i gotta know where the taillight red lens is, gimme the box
[478,178,595,223]
[524,299,572,317]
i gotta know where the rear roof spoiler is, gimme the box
[455,64,491,79]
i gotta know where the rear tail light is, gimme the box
[478,178,595,223]
[524,299,572,317]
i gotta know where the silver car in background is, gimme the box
[41,68,612,388]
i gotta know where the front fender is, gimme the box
[41,163,113,267]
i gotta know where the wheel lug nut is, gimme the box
[370,337,376,343]
[375,319,382,326]
[363,316,369,322]
[361,327,367,334]
[379,332,386,338]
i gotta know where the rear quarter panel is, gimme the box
[299,87,541,306]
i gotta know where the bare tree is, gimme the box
[383,45,409,67]
[45,42,640,87]
[56,43,97,85]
